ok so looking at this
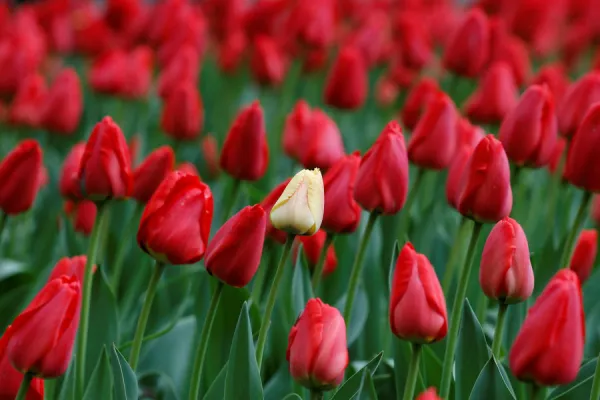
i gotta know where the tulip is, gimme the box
[375,75,399,108]
[324,46,367,110]
[490,36,531,87]
[531,63,569,103]
[416,387,442,400]
[288,0,335,49]
[160,81,204,141]
[322,152,361,234]
[547,137,567,176]
[250,35,286,86]
[201,135,220,179]
[287,298,349,391]
[401,78,439,131]
[220,101,269,181]
[48,256,88,283]
[204,205,267,287]
[558,72,600,137]
[354,121,409,215]
[456,117,484,149]
[64,200,97,237]
[0,139,43,216]
[176,162,200,177]
[509,269,584,386]
[294,230,338,276]
[132,146,175,203]
[0,327,44,400]
[60,142,86,200]
[446,146,473,210]
[569,229,597,284]
[40,68,82,134]
[261,178,291,244]
[408,92,458,170]
[298,109,345,171]
[123,46,153,99]
[395,15,433,71]
[218,29,246,74]
[283,100,312,161]
[137,171,214,265]
[88,50,127,96]
[592,195,600,225]
[499,84,558,168]
[8,74,47,129]
[6,275,81,378]
[565,102,600,192]
[157,44,199,99]
[270,169,324,236]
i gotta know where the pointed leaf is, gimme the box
[469,356,516,400]
[83,347,113,400]
[282,395,303,400]
[292,247,313,317]
[335,288,369,346]
[203,363,227,400]
[393,340,412,397]
[110,344,138,400]
[548,358,598,399]
[388,241,400,296]
[331,351,384,399]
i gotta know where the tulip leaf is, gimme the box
[548,358,598,399]
[83,346,113,400]
[502,301,526,353]
[292,246,313,317]
[204,363,228,400]
[224,302,264,400]
[57,362,76,400]
[264,363,296,400]
[331,351,383,400]
[0,259,28,281]
[281,395,303,400]
[387,240,400,296]
[455,299,491,400]
[468,356,516,400]
[110,343,139,400]
[138,372,178,400]
[392,339,412,396]
[335,287,369,346]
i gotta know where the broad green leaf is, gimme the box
[57,362,76,400]
[548,358,597,399]
[585,303,600,357]
[292,247,313,317]
[281,395,303,400]
[503,301,526,352]
[469,356,516,400]
[392,340,412,397]
[364,370,379,400]
[331,351,383,400]
[0,259,28,281]
[224,302,263,400]
[110,344,138,400]
[204,363,228,400]
[419,344,443,392]
[83,347,113,400]
[264,364,294,400]
[335,288,369,346]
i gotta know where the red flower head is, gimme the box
[60,143,85,200]
[565,102,600,192]
[446,145,473,210]
[132,146,175,203]
[547,137,567,176]
[401,77,440,131]
[40,68,83,135]
[88,50,127,95]
[157,44,199,99]
[123,46,153,99]
[9,74,47,129]
[261,178,291,244]
[324,46,367,110]
[395,14,433,71]
[201,134,220,179]
[64,200,97,237]
[569,229,597,284]
[48,256,89,283]
[161,81,203,141]
[592,195,600,225]
[298,109,345,171]
[250,35,287,86]
[0,327,44,399]
[293,230,338,276]
[283,100,312,161]
[218,29,247,74]
[456,117,485,149]
[490,35,531,87]
[558,72,600,138]
[416,387,442,400]
[531,63,570,103]
[322,152,361,234]
[0,139,43,215]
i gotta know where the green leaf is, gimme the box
[110,344,139,400]
[503,301,526,352]
[548,358,598,399]
[387,241,400,296]
[224,302,263,400]
[281,395,303,400]
[83,347,113,400]
[335,288,369,346]
[456,299,491,400]
[469,356,516,400]
[292,247,313,317]
[57,362,76,400]
[0,259,28,281]
[204,363,228,400]
[392,340,412,397]
[364,370,379,400]
[331,351,383,400]
[138,372,179,400]
[264,364,295,400]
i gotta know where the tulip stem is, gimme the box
[222,179,242,223]
[559,191,592,269]
[398,169,425,243]
[491,302,508,359]
[343,211,379,325]
[129,261,166,370]
[251,242,272,305]
[75,203,110,397]
[15,372,33,400]
[188,280,224,400]
[310,390,324,400]
[531,384,547,400]
[439,221,483,399]
[256,234,295,370]
[311,234,335,293]
[590,354,600,400]
[111,203,142,294]
[441,218,471,293]
[402,343,423,400]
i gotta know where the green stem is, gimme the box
[401,344,423,400]
[491,302,508,359]
[476,294,488,325]
[531,384,547,400]
[311,234,335,293]
[439,221,483,398]
[188,281,225,400]
[343,212,379,325]
[128,261,166,370]
[251,243,272,305]
[441,219,470,293]
[15,373,33,400]
[590,354,600,400]
[75,203,109,397]
[221,179,242,223]
[44,378,56,400]
[255,234,295,370]
[397,169,425,243]
[111,204,142,293]
[559,191,592,269]
[310,389,324,400]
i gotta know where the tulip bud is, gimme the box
[0,139,43,215]
[176,162,200,177]
[40,68,83,135]
[416,387,442,400]
[287,298,349,390]
[60,142,85,200]
[531,63,569,103]
[64,200,97,237]
[491,36,531,87]
[354,121,409,215]
[569,229,597,284]
[558,72,600,137]
[48,255,89,283]
[499,84,558,168]
[395,15,433,71]
[480,217,534,303]
[123,46,153,99]
[293,230,338,276]
[250,35,287,86]
[509,269,585,386]
[218,29,247,75]
[547,137,567,176]
[138,171,214,265]
[270,169,324,236]
[160,81,204,141]
[298,109,345,171]
[201,135,220,179]
[204,205,267,287]
[456,117,485,149]
[456,135,512,222]
[322,152,361,234]
[401,78,439,131]
[565,102,600,192]
[0,328,44,399]
[283,100,312,161]
[261,178,291,244]
[6,275,81,378]
[446,146,472,210]
[88,50,127,96]
[220,101,269,181]
[408,92,458,170]
[132,146,175,203]
[324,45,367,110]
[9,74,47,129]
[157,44,199,99]
[389,243,448,343]
[375,75,399,107]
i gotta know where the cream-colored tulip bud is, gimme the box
[270,169,324,235]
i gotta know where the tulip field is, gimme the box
[2,0,600,400]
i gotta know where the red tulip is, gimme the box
[389,243,448,343]
[408,92,458,170]
[375,75,400,108]
[8,74,47,128]
[465,62,519,125]
[442,8,490,78]
[324,46,367,110]
[250,35,286,86]
[123,46,153,99]
[176,162,200,177]
[283,100,312,161]
[6,275,81,378]
[354,121,409,215]
[48,256,88,283]
[287,298,348,390]
[138,171,214,265]
[298,109,345,171]
[0,139,43,215]
[395,14,433,71]
[161,81,204,141]
[88,50,127,96]
[480,217,534,303]
[220,101,269,181]
[0,327,44,400]
[288,0,335,49]
[558,72,600,137]
[565,102,600,192]
[40,68,83,135]
[105,0,142,31]
[201,134,220,179]
[592,195,600,225]
[446,146,473,210]
[79,117,132,201]
[456,117,485,149]
[416,387,442,400]
[60,143,86,200]
[157,44,199,99]
[401,78,439,131]
[569,229,597,284]
[260,178,291,244]
[531,63,570,103]
[205,205,267,287]
[456,135,512,223]
[547,137,567,176]
[491,35,531,87]
[343,10,390,67]
[322,152,361,234]
[132,146,175,203]
[293,230,338,276]
[509,269,585,386]
[499,84,558,168]
[64,200,97,237]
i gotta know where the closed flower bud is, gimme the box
[547,137,567,176]
[569,229,597,284]
[531,63,569,103]
[9,74,47,129]
[298,109,345,171]
[261,178,291,244]
[271,169,324,236]
[40,68,82,135]
[293,230,338,276]
[220,101,269,181]
[250,35,287,86]
[401,78,439,131]
[0,139,43,215]
[88,50,127,96]
[324,46,367,110]
[446,146,472,210]
[132,146,175,203]
[283,100,312,161]
[354,121,409,215]
[64,200,97,236]
[138,171,213,265]
[60,142,85,200]
[0,328,44,399]
[205,205,267,287]
[499,84,558,168]
[491,36,531,87]
[456,117,485,149]
[161,81,204,141]
[456,135,512,222]
[408,92,458,170]
[416,387,442,400]
[176,162,200,177]
[322,152,361,234]
[201,134,220,179]
[480,217,534,303]
[509,269,585,386]
[287,298,348,390]
[157,44,199,99]
[559,72,600,137]
[565,102,600,192]
[123,46,153,99]
[78,117,132,201]
[6,275,81,378]
[48,255,89,283]
[395,15,433,71]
